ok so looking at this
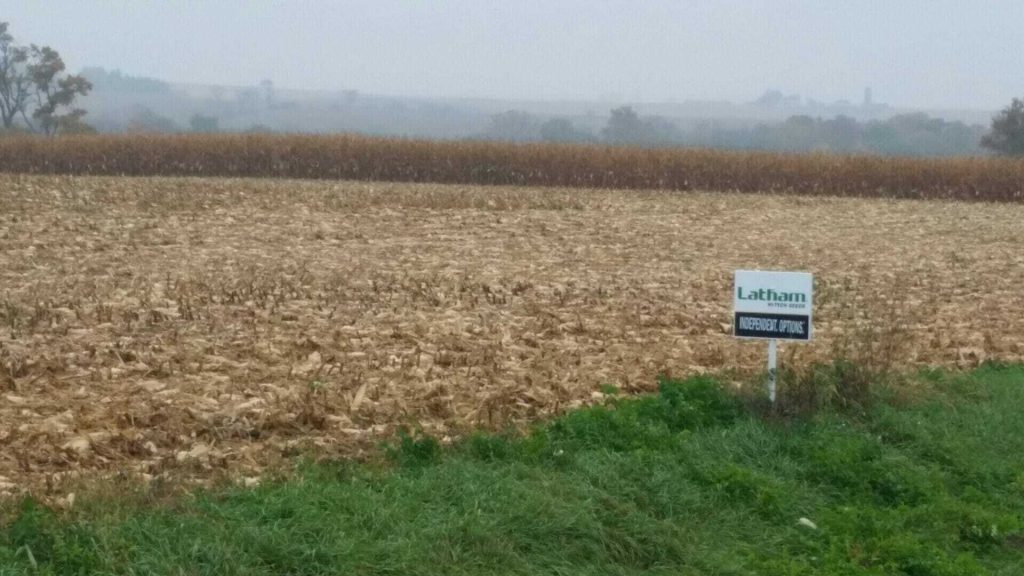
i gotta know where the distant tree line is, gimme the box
[480,106,994,157]
[78,69,287,135]
[694,113,987,157]
[80,67,171,94]
[981,98,1024,156]
[9,17,1020,161]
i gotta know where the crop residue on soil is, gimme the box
[1,174,1022,494]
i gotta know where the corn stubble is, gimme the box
[0,133,1022,201]
[1,174,1023,495]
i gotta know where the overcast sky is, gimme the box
[1,0,1020,110]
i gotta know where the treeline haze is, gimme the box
[77,67,992,158]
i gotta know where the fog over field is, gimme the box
[4,0,1022,109]
[1,1,1022,151]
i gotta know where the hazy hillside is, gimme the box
[75,68,993,156]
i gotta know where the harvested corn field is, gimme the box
[2,174,1023,494]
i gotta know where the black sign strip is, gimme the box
[734,312,810,341]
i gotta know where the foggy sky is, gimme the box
[1,0,1021,110]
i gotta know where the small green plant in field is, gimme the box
[539,375,741,453]
[386,428,442,468]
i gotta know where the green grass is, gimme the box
[2,364,1024,575]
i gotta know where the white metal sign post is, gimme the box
[733,270,813,402]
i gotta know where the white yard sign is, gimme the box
[733,270,814,402]
[734,270,813,341]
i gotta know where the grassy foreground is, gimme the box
[2,365,1024,575]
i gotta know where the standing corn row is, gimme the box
[0,133,1021,201]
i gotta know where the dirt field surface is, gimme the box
[2,174,1023,495]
